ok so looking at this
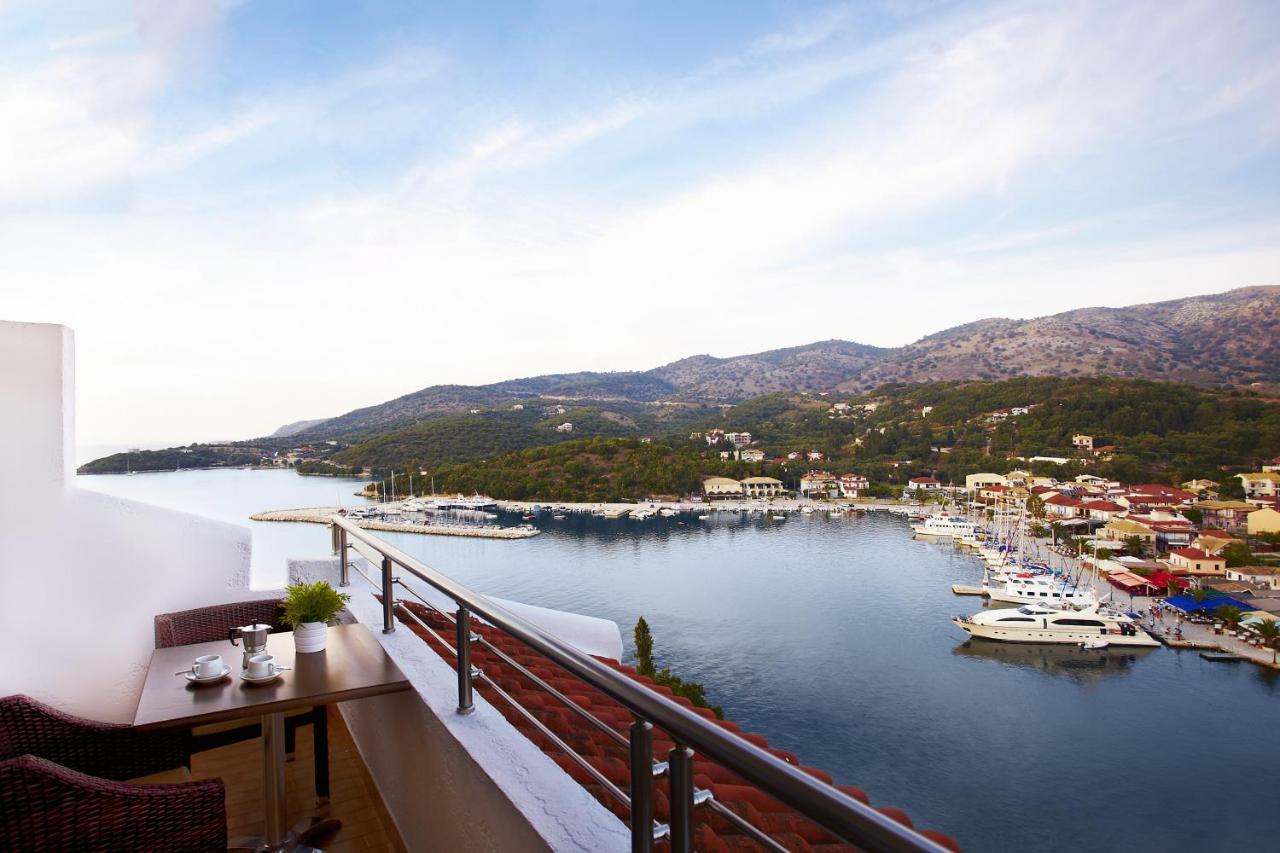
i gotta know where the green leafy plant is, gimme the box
[633,617,722,719]
[283,580,351,627]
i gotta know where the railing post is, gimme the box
[629,719,653,853]
[381,556,395,633]
[456,607,475,714]
[668,744,694,853]
[337,526,349,587]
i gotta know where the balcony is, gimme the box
[0,320,956,851]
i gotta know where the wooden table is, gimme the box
[134,624,410,851]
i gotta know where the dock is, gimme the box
[951,584,987,596]
[250,507,539,539]
[1199,652,1242,663]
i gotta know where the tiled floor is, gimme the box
[188,706,405,853]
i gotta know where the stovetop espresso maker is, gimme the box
[228,623,272,669]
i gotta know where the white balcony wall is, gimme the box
[0,321,255,722]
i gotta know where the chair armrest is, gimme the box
[0,755,226,853]
[0,695,189,781]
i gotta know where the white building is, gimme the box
[725,431,753,449]
[740,448,766,462]
[965,473,1008,491]
[556,422,574,433]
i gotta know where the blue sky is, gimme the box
[2,0,1279,446]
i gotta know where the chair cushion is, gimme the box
[127,765,194,784]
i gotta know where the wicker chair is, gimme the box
[0,696,226,852]
[154,598,329,801]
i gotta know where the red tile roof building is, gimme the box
[396,601,960,852]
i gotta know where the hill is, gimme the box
[291,286,1277,442]
[839,285,1279,392]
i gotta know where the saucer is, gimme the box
[240,667,283,684]
[184,665,231,684]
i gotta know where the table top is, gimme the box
[133,624,410,731]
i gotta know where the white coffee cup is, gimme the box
[247,653,277,679]
[192,654,224,678]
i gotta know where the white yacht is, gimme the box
[911,513,977,538]
[953,603,1158,646]
[984,572,1096,607]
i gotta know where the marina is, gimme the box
[77,469,1280,852]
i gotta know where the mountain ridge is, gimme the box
[288,285,1277,441]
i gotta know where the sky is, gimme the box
[2,0,1279,448]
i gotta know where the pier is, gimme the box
[250,506,539,539]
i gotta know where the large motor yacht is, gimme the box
[911,512,977,538]
[953,603,1158,646]
[984,571,1097,607]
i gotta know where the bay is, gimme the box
[80,468,1280,852]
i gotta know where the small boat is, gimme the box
[697,515,709,521]
[1078,640,1109,650]
[553,514,566,520]
[521,514,535,521]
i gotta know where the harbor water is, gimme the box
[81,469,1280,853]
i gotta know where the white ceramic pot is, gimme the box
[294,622,327,653]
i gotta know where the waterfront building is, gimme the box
[702,476,745,498]
[965,472,1007,491]
[907,477,940,492]
[840,474,869,497]
[799,471,838,498]
[742,476,786,498]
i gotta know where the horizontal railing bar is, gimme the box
[392,581,631,749]
[332,517,947,853]
[392,600,458,657]
[705,799,789,853]
[477,670,632,809]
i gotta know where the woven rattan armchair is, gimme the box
[154,598,329,801]
[0,695,225,852]
[0,754,225,853]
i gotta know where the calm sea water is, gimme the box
[80,469,1279,853]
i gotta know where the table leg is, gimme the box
[263,712,288,847]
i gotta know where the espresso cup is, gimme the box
[193,654,224,678]
[247,653,276,679]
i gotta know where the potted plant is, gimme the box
[283,580,351,652]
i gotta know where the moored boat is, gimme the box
[953,603,1158,646]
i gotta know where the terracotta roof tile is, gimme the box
[395,601,958,851]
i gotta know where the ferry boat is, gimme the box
[911,513,977,538]
[953,603,1158,646]
[984,572,1096,607]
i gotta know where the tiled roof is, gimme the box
[395,601,960,852]
[1081,500,1123,511]
[1171,547,1222,561]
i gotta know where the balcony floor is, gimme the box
[188,706,404,852]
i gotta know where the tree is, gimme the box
[1221,542,1254,568]
[1189,586,1210,603]
[1216,605,1244,628]
[1182,507,1203,525]
[634,617,655,678]
[1027,494,1046,520]
[1252,618,1280,663]
[1122,535,1146,557]
[1166,578,1182,598]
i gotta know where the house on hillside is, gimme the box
[556,422,574,433]
[806,450,825,461]
[740,448,765,462]
[1247,507,1280,537]
[1195,500,1258,533]
[1181,478,1220,496]
[1072,434,1095,452]
[1168,547,1227,576]
[725,432,753,449]
[1239,472,1280,499]
[1226,566,1280,591]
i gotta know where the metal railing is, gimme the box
[330,517,948,853]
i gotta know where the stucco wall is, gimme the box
[0,321,257,721]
